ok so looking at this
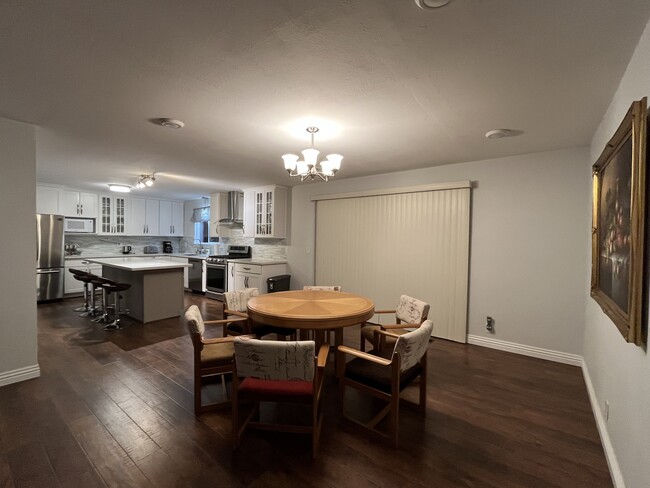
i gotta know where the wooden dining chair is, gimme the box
[302,286,342,341]
[223,288,296,340]
[359,295,430,352]
[231,336,329,459]
[338,320,433,448]
[184,305,252,416]
[303,285,342,291]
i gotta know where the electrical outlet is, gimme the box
[485,316,494,332]
[604,400,610,421]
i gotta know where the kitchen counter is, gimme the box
[66,253,207,260]
[227,258,288,265]
[88,257,189,323]
[86,256,191,271]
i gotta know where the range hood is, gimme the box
[218,191,244,225]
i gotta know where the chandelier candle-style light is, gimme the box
[282,127,343,182]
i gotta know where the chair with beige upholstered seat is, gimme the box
[223,288,296,339]
[339,319,434,447]
[184,304,252,416]
[360,295,430,352]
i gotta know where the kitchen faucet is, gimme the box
[193,239,203,254]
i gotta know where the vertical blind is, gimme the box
[314,183,470,342]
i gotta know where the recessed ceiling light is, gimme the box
[415,0,451,10]
[108,184,131,193]
[485,129,514,140]
[158,118,185,129]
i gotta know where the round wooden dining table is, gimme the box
[247,290,375,373]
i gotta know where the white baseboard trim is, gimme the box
[581,361,624,488]
[0,364,40,387]
[467,334,582,366]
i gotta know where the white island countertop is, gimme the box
[87,256,192,271]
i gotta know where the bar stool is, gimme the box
[69,269,93,313]
[102,280,131,331]
[87,276,109,320]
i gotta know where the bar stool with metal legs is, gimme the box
[91,277,114,324]
[69,269,93,313]
[102,280,131,330]
[87,276,109,320]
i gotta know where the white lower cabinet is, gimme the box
[227,262,236,292]
[232,263,286,294]
[64,260,102,295]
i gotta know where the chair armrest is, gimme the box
[381,322,420,330]
[223,309,248,318]
[204,316,248,326]
[375,329,401,339]
[337,345,392,366]
[317,344,330,368]
[373,309,396,315]
[202,333,254,345]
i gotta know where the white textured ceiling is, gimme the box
[1,1,649,200]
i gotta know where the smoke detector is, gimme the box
[158,118,185,129]
[415,0,451,9]
[485,129,514,140]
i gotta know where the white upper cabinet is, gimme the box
[247,185,287,238]
[59,190,98,218]
[159,200,184,236]
[98,194,128,235]
[130,197,160,236]
[36,186,61,214]
[37,186,98,218]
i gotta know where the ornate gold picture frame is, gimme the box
[591,97,647,346]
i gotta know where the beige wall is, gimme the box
[584,17,650,488]
[0,117,38,385]
[288,146,590,355]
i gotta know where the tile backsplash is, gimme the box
[65,235,183,256]
[67,230,287,261]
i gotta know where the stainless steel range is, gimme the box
[205,245,251,300]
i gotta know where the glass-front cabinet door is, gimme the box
[98,195,128,235]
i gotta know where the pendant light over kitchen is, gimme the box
[282,127,343,182]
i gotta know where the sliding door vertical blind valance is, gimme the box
[313,182,470,343]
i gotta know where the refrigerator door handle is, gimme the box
[37,269,61,274]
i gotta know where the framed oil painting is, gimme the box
[591,97,647,346]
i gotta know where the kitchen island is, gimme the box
[87,257,190,323]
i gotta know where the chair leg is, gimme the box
[390,391,399,448]
[194,372,202,416]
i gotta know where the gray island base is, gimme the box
[88,257,190,324]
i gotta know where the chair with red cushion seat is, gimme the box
[231,336,329,458]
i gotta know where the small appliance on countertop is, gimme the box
[121,245,132,254]
[163,241,173,253]
[143,245,159,254]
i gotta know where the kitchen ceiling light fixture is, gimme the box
[108,184,131,193]
[282,127,343,182]
[136,173,156,188]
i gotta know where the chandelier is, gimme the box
[282,127,343,182]
[136,173,156,188]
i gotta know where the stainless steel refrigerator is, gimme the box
[36,214,65,301]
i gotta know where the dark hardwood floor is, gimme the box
[0,294,612,487]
